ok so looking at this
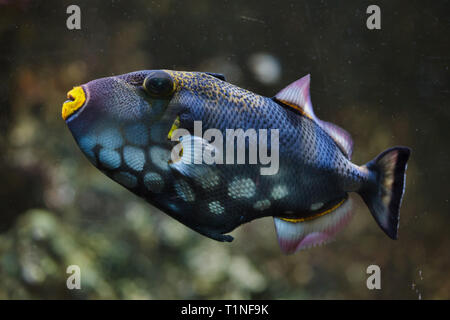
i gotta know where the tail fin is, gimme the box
[359,147,411,239]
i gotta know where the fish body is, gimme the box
[63,70,410,254]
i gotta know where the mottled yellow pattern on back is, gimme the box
[165,70,268,111]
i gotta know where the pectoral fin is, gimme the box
[169,135,224,191]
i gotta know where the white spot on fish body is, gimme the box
[271,185,289,200]
[174,180,195,202]
[253,199,271,211]
[149,146,170,171]
[98,127,124,149]
[78,134,97,165]
[199,170,220,190]
[310,202,324,211]
[209,201,225,215]
[123,146,145,171]
[99,148,121,169]
[79,134,97,152]
[228,177,256,199]
[143,172,164,193]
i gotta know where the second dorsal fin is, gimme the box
[317,120,354,159]
[273,74,354,159]
[205,72,226,81]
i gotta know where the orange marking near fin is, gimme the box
[281,197,347,223]
[279,99,313,119]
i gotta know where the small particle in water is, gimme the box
[239,16,265,24]
[248,53,281,85]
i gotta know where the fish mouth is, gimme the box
[61,86,87,121]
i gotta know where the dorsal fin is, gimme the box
[317,120,354,159]
[205,72,226,81]
[274,74,316,119]
[273,74,354,159]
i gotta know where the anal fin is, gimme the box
[274,197,353,254]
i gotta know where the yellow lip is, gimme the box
[62,86,86,120]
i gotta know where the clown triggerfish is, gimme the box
[62,70,410,254]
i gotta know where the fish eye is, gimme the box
[143,71,175,98]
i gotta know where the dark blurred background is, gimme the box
[0,0,448,299]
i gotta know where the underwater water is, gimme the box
[0,0,448,299]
